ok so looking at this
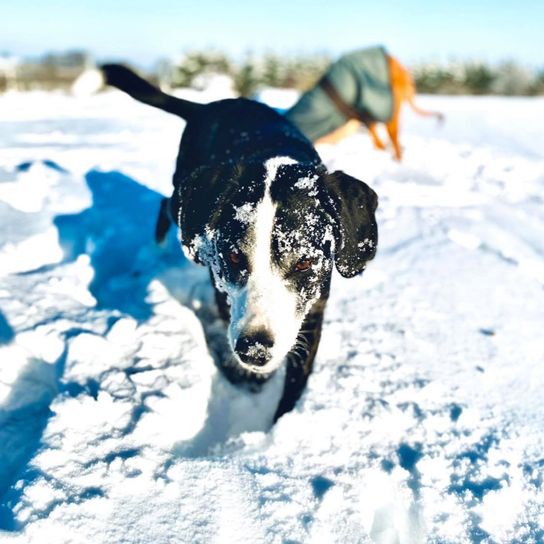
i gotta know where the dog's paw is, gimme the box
[71,68,105,97]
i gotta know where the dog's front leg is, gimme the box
[154,197,173,243]
[273,298,328,421]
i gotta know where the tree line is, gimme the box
[2,49,543,96]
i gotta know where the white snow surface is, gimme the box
[0,90,544,543]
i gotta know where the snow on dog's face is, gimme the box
[177,157,378,375]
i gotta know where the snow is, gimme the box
[254,87,300,111]
[1,90,544,543]
[233,202,255,224]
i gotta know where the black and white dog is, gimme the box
[97,65,378,420]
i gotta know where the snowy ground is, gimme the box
[0,89,543,543]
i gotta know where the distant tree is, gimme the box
[234,55,259,97]
[262,54,281,87]
[492,62,533,95]
[283,55,330,91]
[173,51,231,87]
[155,58,174,90]
[528,69,544,95]
[414,65,462,94]
[463,63,496,94]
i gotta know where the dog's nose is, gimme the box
[234,330,274,367]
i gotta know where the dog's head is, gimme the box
[176,157,377,374]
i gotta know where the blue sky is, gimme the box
[2,0,542,68]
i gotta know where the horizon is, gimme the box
[2,0,543,69]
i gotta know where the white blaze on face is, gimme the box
[228,157,302,373]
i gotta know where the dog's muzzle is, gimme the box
[234,329,274,368]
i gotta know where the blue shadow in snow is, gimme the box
[16,159,68,173]
[311,475,334,499]
[0,311,14,345]
[0,356,59,530]
[54,169,189,321]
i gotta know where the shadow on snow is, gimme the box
[54,168,193,321]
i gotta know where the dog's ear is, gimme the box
[323,170,378,278]
[173,163,242,262]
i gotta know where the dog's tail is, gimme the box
[387,55,445,123]
[72,64,202,119]
[406,96,445,122]
[100,64,203,121]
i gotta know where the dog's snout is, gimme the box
[234,330,274,367]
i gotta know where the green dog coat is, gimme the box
[285,46,393,142]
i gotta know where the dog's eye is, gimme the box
[295,259,312,272]
[228,251,241,265]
